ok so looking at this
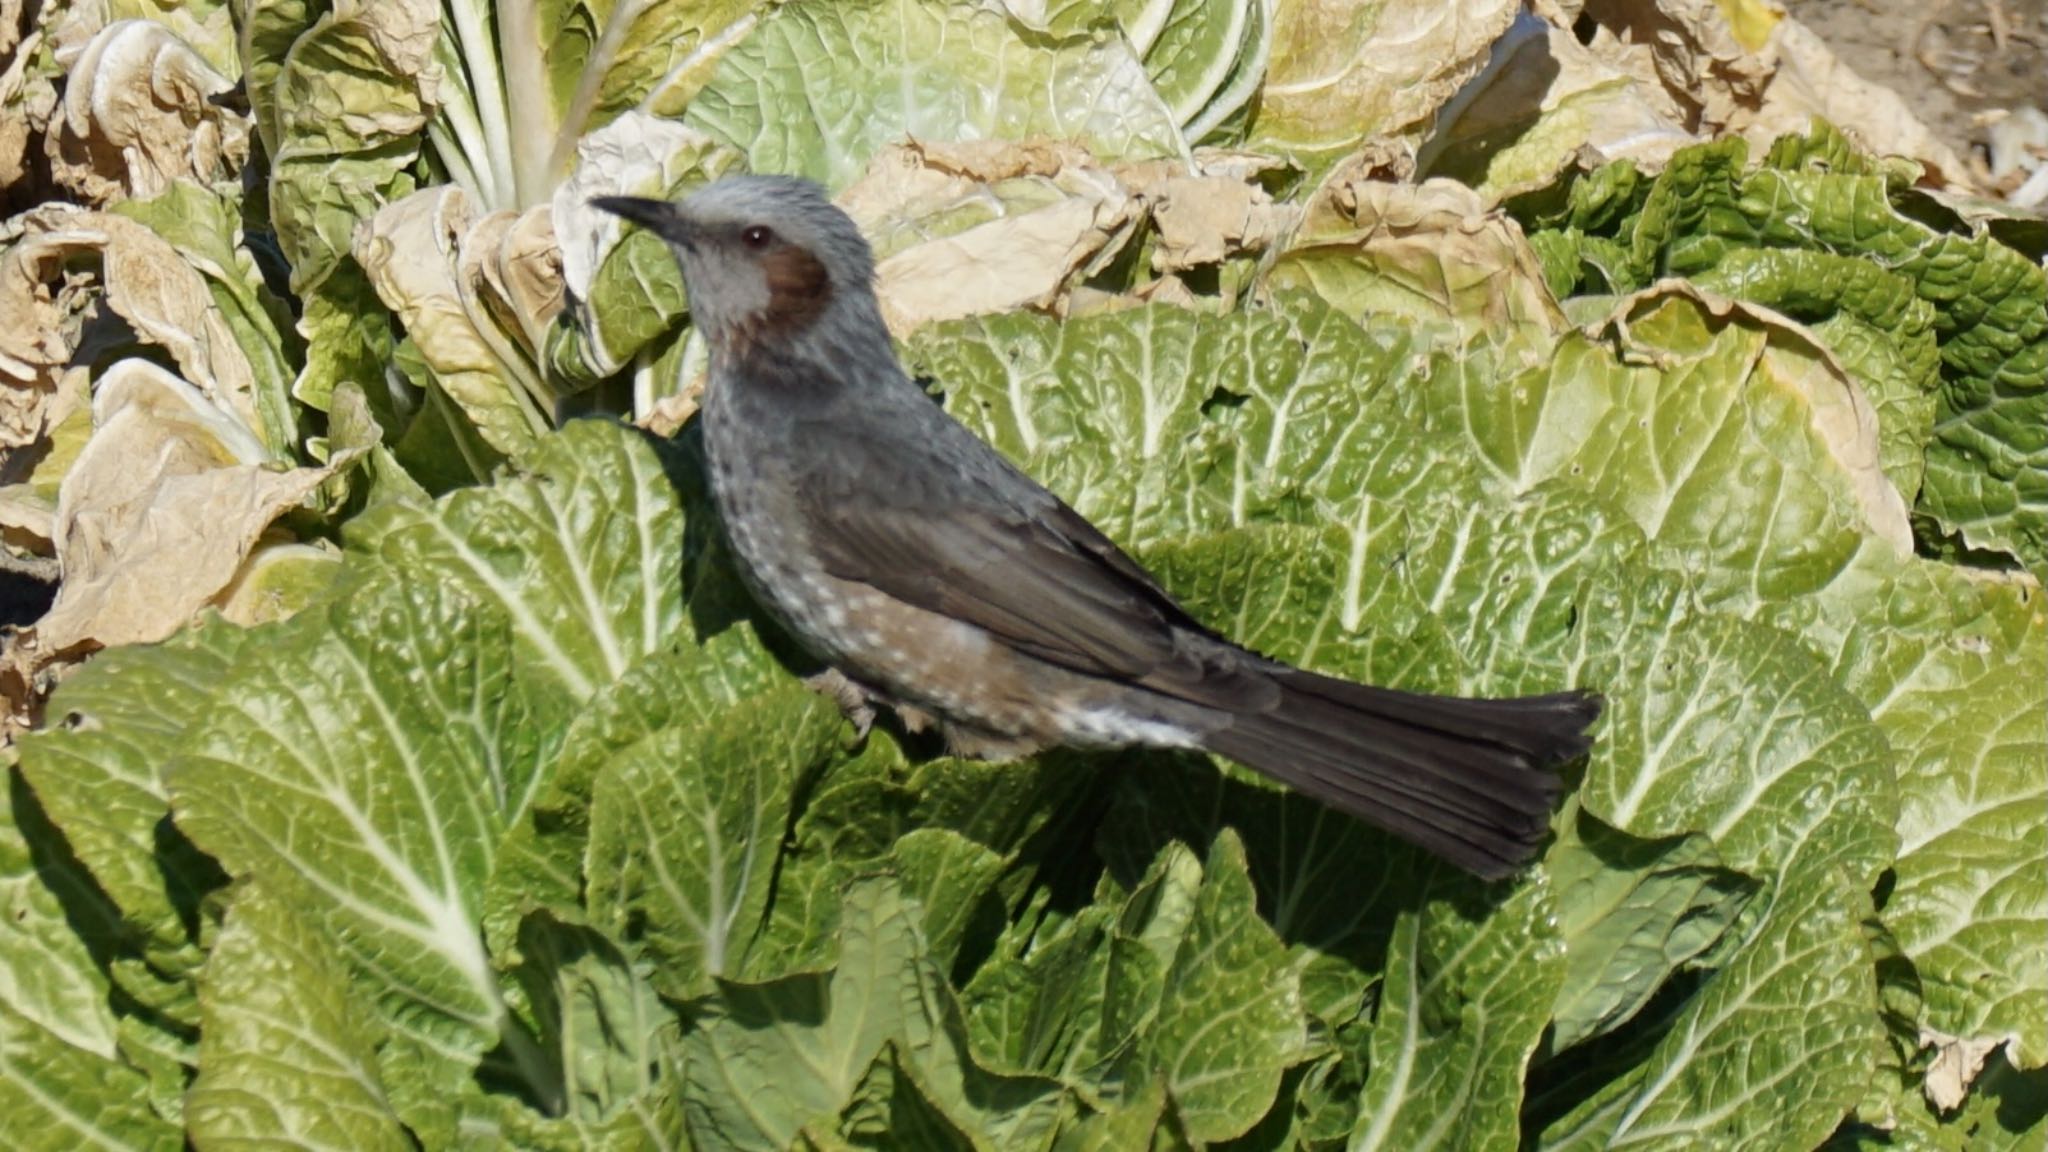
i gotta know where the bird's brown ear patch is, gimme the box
[759,244,834,335]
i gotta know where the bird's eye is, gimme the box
[740,225,774,248]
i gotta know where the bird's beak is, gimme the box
[591,195,695,252]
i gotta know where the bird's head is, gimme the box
[592,176,878,362]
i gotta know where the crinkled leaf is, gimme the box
[0,1004,181,1152]
[354,418,687,703]
[1048,1076,1192,1152]
[1247,0,1519,174]
[825,1039,982,1151]
[166,573,544,1114]
[15,623,244,976]
[0,765,119,1060]
[292,261,403,424]
[1431,288,1913,608]
[1720,169,2047,575]
[684,0,1184,190]
[681,878,1066,1151]
[755,733,1097,982]
[504,910,676,1128]
[1545,810,1752,1053]
[1582,606,1896,884]
[1515,131,2048,575]
[961,890,1116,1082]
[1539,868,1884,1151]
[185,876,411,1150]
[585,682,842,996]
[485,625,785,956]
[886,828,1008,975]
[242,0,435,293]
[1134,830,1308,1143]
[1688,247,1940,501]
[1348,869,1564,1152]
[904,295,1421,548]
[1768,553,2048,1069]
[1101,753,1563,1149]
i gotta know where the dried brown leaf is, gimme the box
[1576,0,1971,186]
[841,142,1141,335]
[33,360,348,657]
[355,185,552,456]
[1124,166,1295,271]
[1918,1028,2003,1112]
[1,203,269,460]
[46,19,247,206]
[1746,17,1972,186]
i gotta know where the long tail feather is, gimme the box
[1199,670,1602,878]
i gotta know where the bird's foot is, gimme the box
[805,669,947,747]
[805,667,880,738]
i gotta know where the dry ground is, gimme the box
[1789,0,2048,188]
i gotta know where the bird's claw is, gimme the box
[805,667,878,739]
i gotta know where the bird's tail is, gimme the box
[1198,668,1602,878]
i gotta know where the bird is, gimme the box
[592,176,1603,879]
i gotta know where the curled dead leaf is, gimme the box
[1,18,59,193]
[0,211,96,448]
[1578,0,1777,130]
[32,359,353,658]
[47,19,248,206]
[473,206,564,354]
[637,387,703,439]
[355,185,557,456]
[842,141,1142,335]
[1590,280,1914,552]
[897,137,1096,183]
[1422,13,1697,201]
[1575,0,1970,187]
[0,203,272,456]
[1120,157,1296,272]
[1749,17,1971,186]
[1917,1028,2004,1112]
[1269,169,1567,347]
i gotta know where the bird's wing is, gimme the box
[807,489,1184,679]
[793,427,1231,690]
